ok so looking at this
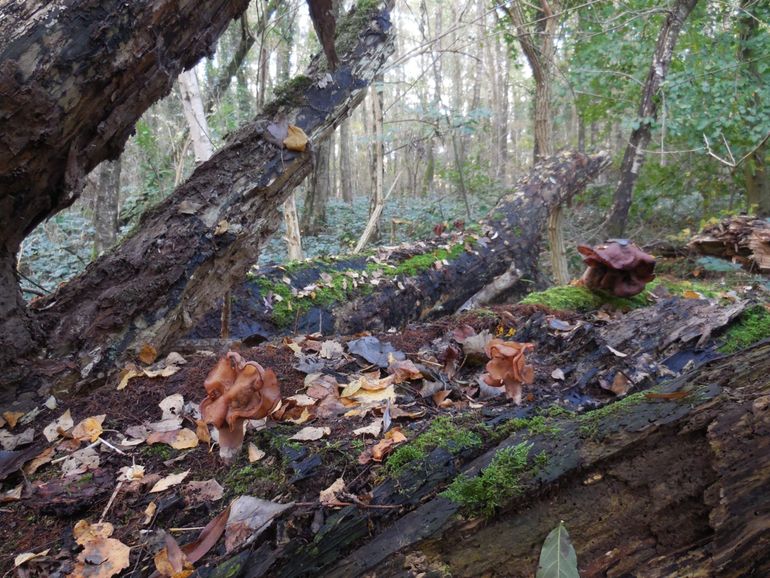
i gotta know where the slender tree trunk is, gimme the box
[738,0,770,216]
[368,77,386,241]
[604,0,699,237]
[92,160,122,257]
[178,70,215,163]
[303,139,332,235]
[283,193,303,261]
[339,119,354,203]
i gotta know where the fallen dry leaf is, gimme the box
[116,364,143,390]
[183,479,224,506]
[248,443,266,463]
[143,501,157,525]
[319,477,345,506]
[139,343,158,365]
[147,428,199,450]
[290,426,330,441]
[0,427,34,450]
[225,496,293,552]
[23,446,55,476]
[352,419,382,437]
[73,536,130,578]
[159,395,185,421]
[387,358,423,383]
[195,419,212,444]
[71,415,106,443]
[3,411,24,429]
[61,446,100,477]
[432,389,452,408]
[14,549,50,568]
[43,409,74,442]
[155,532,193,578]
[74,520,114,544]
[182,505,231,563]
[0,484,22,503]
[150,470,190,493]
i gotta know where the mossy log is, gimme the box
[188,298,766,578]
[186,151,611,343]
[0,1,396,396]
[289,342,770,577]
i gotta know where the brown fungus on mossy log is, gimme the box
[578,240,656,298]
[200,351,281,464]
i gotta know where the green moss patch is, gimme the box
[253,242,468,327]
[577,390,649,437]
[520,284,650,312]
[441,442,532,517]
[719,305,770,353]
[386,416,482,477]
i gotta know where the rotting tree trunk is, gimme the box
[196,306,770,578]
[327,341,770,578]
[186,151,610,342]
[603,0,699,237]
[0,0,251,371]
[0,1,396,393]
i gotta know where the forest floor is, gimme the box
[2,254,769,577]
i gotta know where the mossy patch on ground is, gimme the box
[385,416,483,477]
[719,305,770,353]
[441,442,532,517]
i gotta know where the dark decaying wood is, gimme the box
[186,151,611,343]
[0,1,396,394]
[689,215,770,273]
[0,0,250,366]
[299,342,770,577]
[193,295,757,578]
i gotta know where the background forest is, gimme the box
[18,0,770,298]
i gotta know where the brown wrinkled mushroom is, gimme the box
[200,352,281,464]
[578,240,656,298]
[481,339,535,404]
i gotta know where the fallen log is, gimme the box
[0,1,396,394]
[689,215,770,273]
[186,151,611,342]
[317,341,770,577]
[179,289,757,578]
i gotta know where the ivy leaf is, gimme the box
[536,522,580,578]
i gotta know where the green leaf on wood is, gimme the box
[536,522,580,578]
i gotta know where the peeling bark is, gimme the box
[1,1,397,391]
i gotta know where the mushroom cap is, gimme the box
[578,240,656,297]
[200,352,281,433]
[483,339,535,387]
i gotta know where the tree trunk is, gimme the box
[504,0,568,286]
[0,1,397,391]
[339,119,354,203]
[92,160,122,257]
[283,194,304,262]
[604,0,699,237]
[368,77,386,241]
[178,70,215,164]
[186,152,610,342]
[303,139,332,235]
[0,0,250,369]
[738,0,770,216]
